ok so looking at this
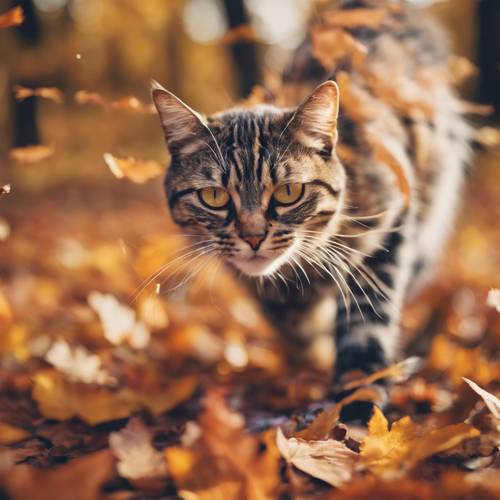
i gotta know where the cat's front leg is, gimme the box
[333,228,413,398]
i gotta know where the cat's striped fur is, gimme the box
[152,0,471,392]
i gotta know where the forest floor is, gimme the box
[1,96,500,499]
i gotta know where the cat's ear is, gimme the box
[289,80,339,154]
[151,81,209,157]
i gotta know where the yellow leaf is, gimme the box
[103,153,163,184]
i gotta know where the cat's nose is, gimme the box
[241,232,266,251]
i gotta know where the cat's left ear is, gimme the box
[289,80,339,155]
[151,80,209,157]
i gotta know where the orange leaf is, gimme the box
[9,144,55,163]
[103,153,163,184]
[0,6,24,29]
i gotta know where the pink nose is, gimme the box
[241,233,266,251]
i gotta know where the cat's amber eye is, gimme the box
[273,183,304,206]
[198,187,230,209]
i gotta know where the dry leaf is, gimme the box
[323,7,390,30]
[0,184,11,197]
[361,407,479,478]
[9,144,55,163]
[4,450,113,500]
[487,289,500,312]
[88,291,150,348]
[103,153,163,184]
[109,418,167,479]
[311,27,367,70]
[45,339,114,385]
[276,428,358,487]
[463,378,500,419]
[74,90,107,108]
[13,85,64,104]
[0,6,24,29]
[218,24,261,45]
[341,357,422,391]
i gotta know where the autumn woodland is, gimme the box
[0,1,499,499]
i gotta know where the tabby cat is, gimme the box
[152,0,471,398]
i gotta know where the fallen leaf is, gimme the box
[9,144,55,163]
[486,289,500,312]
[361,407,479,478]
[0,422,30,445]
[0,6,24,28]
[4,450,113,500]
[109,417,167,480]
[463,378,500,419]
[218,24,261,45]
[276,428,357,487]
[13,85,64,104]
[88,291,150,348]
[45,339,115,385]
[311,27,367,70]
[103,153,163,184]
[341,357,422,391]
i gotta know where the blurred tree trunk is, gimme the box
[11,0,41,147]
[222,0,260,97]
[478,0,500,121]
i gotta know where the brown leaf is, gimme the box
[103,153,163,184]
[218,24,261,45]
[311,27,367,70]
[109,418,167,480]
[9,144,55,163]
[0,6,24,29]
[361,407,479,478]
[13,85,64,104]
[4,450,113,500]
[276,428,358,487]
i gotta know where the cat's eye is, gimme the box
[273,183,304,206]
[198,187,230,209]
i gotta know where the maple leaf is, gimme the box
[109,417,167,480]
[44,339,115,385]
[103,153,163,184]
[463,378,500,419]
[88,291,150,348]
[9,144,55,163]
[276,428,357,487]
[360,407,479,478]
[0,6,24,28]
[13,85,64,104]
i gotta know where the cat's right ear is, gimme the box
[151,81,208,157]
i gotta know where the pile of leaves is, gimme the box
[1,3,500,499]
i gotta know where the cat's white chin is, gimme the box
[230,252,290,277]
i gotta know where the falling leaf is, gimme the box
[323,7,391,30]
[103,153,163,184]
[361,407,479,478]
[13,85,65,104]
[0,6,24,28]
[88,291,150,348]
[4,450,113,500]
[0,422,30,445]
[218,24,261,45]
[341,357,422,391]
[486,289,500,312]
[311,27,367,70]
[109,418,167,480]
[44,339,115,385]
[74,90,107,108]
[0,184,11,197]
[276,428,357,487]
[463,378,500,419]
[9,144,55,163]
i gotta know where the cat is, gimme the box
[151,0,471,401]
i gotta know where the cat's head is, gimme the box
[152,81,346,277]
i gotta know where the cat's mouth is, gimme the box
[229,248,294,277]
